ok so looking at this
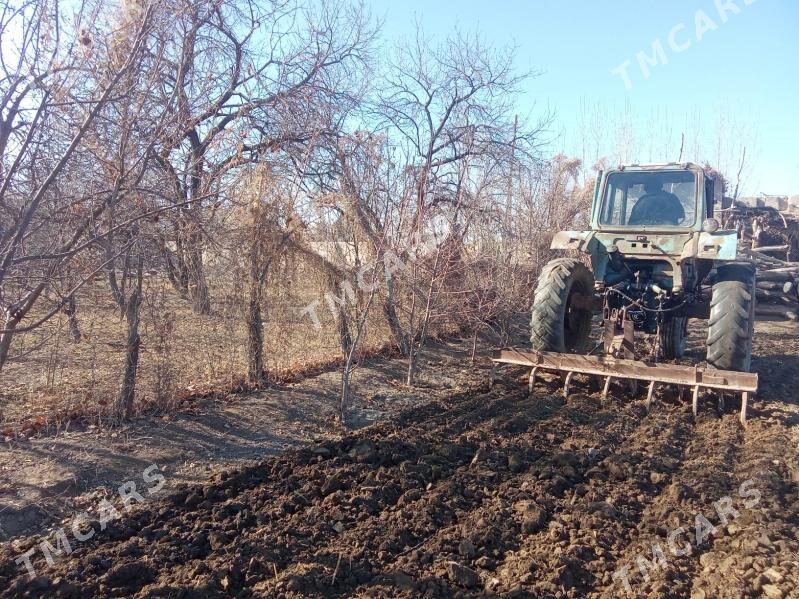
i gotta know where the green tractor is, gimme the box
[493,162,758,424]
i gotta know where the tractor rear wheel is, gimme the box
[660,316,688,359]
[530,258,594,353]
[706,263,756,371]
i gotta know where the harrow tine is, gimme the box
[717,393,726,414]
[740,392,749,428]
[562,371,574,398]
[528,367,538,396]
[645,381,656,412]
[692,385,701,417]
[602,376,613,400]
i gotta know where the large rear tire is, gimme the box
[706,264,756,371]
[530,258,594,353]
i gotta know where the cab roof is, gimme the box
[613,162,704,172]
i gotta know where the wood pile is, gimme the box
[746,250,799,321]
[720,203,799,321]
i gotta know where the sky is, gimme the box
[371,0,799,196]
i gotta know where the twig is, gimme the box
[331,553,342,585]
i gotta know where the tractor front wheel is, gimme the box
[706,264,756,371]
[530,258,594,353]
[660,316,688,360]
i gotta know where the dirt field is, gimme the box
[0,340,481,540]
[0,320,797,598]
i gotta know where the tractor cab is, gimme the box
[592,163,720,232]
[550,163,736,294]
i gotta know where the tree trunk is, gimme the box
[337,306,353,358]
[63,296,81,342]
[338,285,379,426]
[333,277,355,424]
[246,282,266,386]
[470,330,478,364]
[245,205,269,387]
[406,248,441,387]
[186,230,210,314]
[158,232,189,300]
[340,363,351,426]
[0,284,45,372]
[162,221,210,313]
[117,258,143,421]
[755,304,799,320]
[0,314,19,371]
[384,277,408,355]
[405,290,419,386]
[405,349,417,387]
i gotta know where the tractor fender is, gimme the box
[550,230,596,252]
[682,230,738,261]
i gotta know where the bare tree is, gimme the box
[0,0,157,371]
[375,27,547,384]
[148,0,374,314]
[313,135,394,422]
[116,243,144,420]
[233,168,301,386]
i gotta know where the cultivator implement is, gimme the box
[490,349,758,426]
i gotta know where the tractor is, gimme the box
[491,162,758,425]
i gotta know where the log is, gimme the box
[755,289,797,305]
[755,304,799,320]
[745,252,799,271]
[756,281,794,293]
[756,268,799,283]
[748,251,788,266]
[760,265,799,273]
[751,244,790,253]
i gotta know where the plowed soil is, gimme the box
[1,321,798,598]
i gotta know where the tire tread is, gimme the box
[530,258,593,353]
[706,264,755,371]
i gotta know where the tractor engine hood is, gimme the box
[550,230,738,261]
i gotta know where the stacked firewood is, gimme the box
[722,203,799,320]
[745,248,799,321]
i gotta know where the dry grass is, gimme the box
[0,267,394,430]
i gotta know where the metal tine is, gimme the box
[717,392,726,414]
[562,371,574,398]
[602,376,613,400]
[645,380,656,412]
[740,392,749,428]
[528,367,538,396]
[692,385,701,417]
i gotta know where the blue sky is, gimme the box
[372,0,799,195]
